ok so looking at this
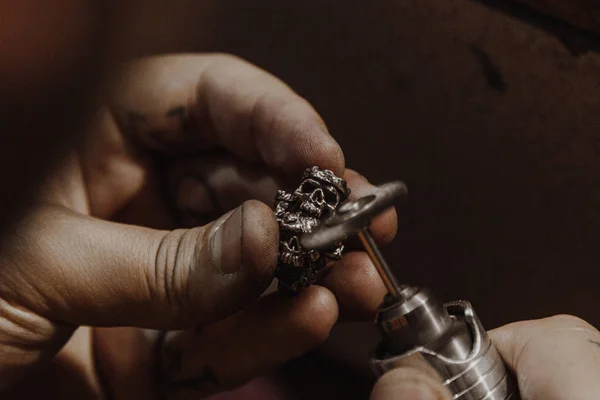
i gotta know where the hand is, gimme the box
[370,314,600,400]
[0,53,396,399]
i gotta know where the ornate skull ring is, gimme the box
[274,166,350,292]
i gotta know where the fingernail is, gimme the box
[210,206,243,274]
[178,176,215,215]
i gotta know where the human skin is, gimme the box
[0,53,397,399]
[371,314,600,400]
[0,2,396,398]
[2,1,599,399]
[0,3,391,396]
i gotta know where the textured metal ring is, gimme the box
[273,167,351,292]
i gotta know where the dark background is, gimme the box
[193,1,600,397]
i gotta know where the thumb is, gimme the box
[370,366,452,400]
[0,200,278,329]
[489,314,600,400]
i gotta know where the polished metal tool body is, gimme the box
[301,182,519,400]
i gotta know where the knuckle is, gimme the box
[545,314,596,331]
[206,53,256,79]
[150,229,202,317]
[254,91,313,132]
[0,297,63,349]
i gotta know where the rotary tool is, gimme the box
[301,181,520,400]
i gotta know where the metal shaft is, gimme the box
[357,228,403,299]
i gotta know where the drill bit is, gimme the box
[357,228,404,299]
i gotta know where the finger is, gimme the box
[489,314,600,400]
[109,53,345,175]
[371,367,452,400]
[166,164,397,242]
[158,286,338,399]
[93,327,159,400]
[345,169,398,244]
[0,200,277,329]
[320,252,386,320]
[167,155,287,226]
